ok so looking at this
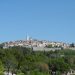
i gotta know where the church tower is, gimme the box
[26,34,29,41]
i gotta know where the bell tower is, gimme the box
[26,34,29,41]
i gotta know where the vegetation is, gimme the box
[0,46,75,75]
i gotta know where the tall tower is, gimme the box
[26,34,29,41]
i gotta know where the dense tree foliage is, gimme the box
[0,60,4,75]
[0,47,75,75]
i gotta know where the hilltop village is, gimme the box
[2,36,72,51]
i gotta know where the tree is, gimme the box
[46,45,52,48]
[0,60,4,75]
[48,58,70,74]
[17,72,25,75]
[37,62,49,73]
[70,43,75,47]
[0,44,4,49]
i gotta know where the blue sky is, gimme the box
[0,0,75,43]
